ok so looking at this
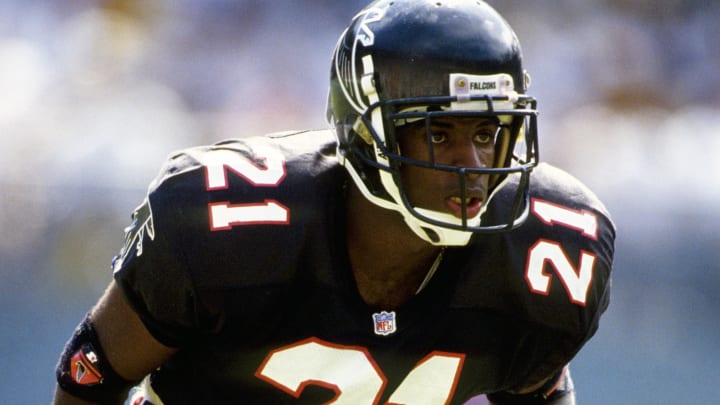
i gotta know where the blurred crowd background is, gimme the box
[1,0,718,403]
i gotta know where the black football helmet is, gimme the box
[327,0,539,246]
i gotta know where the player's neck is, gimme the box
[345,184,442,309]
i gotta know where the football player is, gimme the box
[54,1,615,404]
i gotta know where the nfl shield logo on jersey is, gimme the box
[372,311,397,336]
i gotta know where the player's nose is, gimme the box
[449,136,491,176]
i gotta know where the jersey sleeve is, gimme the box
[518,163,615,389]
[112,150,221,347]
[517,163,615,334]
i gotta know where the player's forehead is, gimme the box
[398,116,500,134]
[430,116,499,128]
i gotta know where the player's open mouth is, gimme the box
[446,196,483,218]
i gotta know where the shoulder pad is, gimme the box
[457,163,615,336]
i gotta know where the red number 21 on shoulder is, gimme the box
[526,198,599,306]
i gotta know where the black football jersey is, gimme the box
[113,130,615,404]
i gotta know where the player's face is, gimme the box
[396,116,498,219]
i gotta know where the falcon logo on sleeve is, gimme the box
[114,198,155,270]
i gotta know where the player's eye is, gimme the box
[473,125,500,146]
[430,132,448,144]
[473,132,493,145]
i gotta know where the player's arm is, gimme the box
[53,280,177,405]
[487,366,575,405]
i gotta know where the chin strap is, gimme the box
[415,248,446,294]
